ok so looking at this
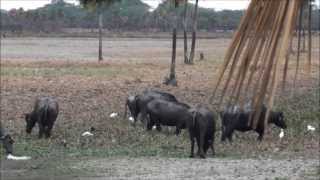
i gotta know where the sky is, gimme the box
[0,0,251,11]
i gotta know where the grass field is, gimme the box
[0,36,319,179]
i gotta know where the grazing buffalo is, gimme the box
[188,106,216,159]
[124,90,178,125]
[220,105,287,142]
[0,123,14,154]
[146,99,190,135]
[25,97,59,138]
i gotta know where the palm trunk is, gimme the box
[170,27,177,80]
[98,12,103,61]
[183,0,189,64]
[307,0,312,73]
[189,0,199,64]
[293,3,304,88]
[302,27,306,51]
[165,2,178,86]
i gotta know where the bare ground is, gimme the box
[1,157,319,180]
[75,157,319,180]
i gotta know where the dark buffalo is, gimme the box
[124,90,178,125]
[25,97,59,138]
[188,106,216,159]
[221,106,286,142]
[0,123,14,154]
[146,99,190,135]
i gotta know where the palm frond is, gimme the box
[211,0,314,129]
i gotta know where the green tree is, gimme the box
[79,0,121,61]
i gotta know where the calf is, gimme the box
[25,97,59,138]
[146,99,190,135]
[188,106,216,159]
[0,123,14,154]
[221,106,286,142]
[124,90,178,125]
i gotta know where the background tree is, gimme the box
[164,0,183,86]
[183,0,189,64]
[79,0,121,61]
[1,1,318,34]
[188,0,199,64]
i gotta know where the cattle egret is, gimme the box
[279,129,284,139]
[81,131,93,137]
[7,154,31,160]
[307,125,316,131]
[128,117,134,122]
[152,125,157,130]
[110,113,118,118]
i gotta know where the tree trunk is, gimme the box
[98,12,103,61]
[183,0,189,64]
[293,2,304,87]
[302,27,306,51]
[170,28,177,80]
[307,0,312,73]
[165,2,178,86]
[189,0,199,64]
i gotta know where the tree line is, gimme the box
[0,0,249,33]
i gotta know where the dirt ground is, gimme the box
[1,37,229,63]
[1,37,319,180]
[2,157,319,180]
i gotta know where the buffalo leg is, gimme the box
[211,143,215,156]
[38,123,44,138]
[199,131,206,158]
[257,131,264,141]
[221,125,226,141]
[139,110,148,125]
[175,121,184,136]
[154,117,162,132]
[175,127,181,136]
[189,130,195,158]
[224,126,234,142]
[146,120,153,131]
[136,113,143,126]
[45,125,52,138]
[228,132,233,142]
[156,124,162,132]
[221,131,227,142]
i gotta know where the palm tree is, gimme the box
[79,0,121,61]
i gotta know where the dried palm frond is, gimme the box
[211,0,315,129]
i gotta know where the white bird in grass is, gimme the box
[279,129,284,139]
[109,113,118,118]
[307,125,316,131]
[7,154,31,160]
[128,117,134,122]
[81,131,93,137]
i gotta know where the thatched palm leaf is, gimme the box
[212,0,314,129]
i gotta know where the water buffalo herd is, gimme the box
[1,89,287,159]
[124,90,287,158]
